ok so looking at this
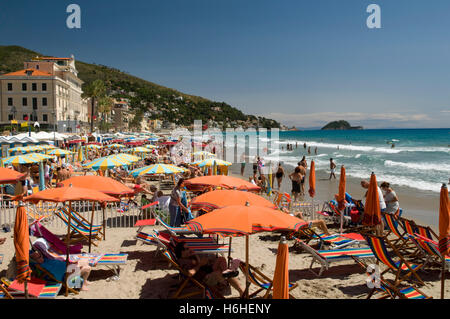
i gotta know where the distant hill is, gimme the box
[321,120,363,130]
[0,45,280,129]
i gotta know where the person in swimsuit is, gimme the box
[329,158,337,180]
[275,163,285,190]
[289,167,303,202]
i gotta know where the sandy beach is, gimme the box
[0,166,447,299]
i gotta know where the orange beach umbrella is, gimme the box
[438,184,450,299]
[59,176,134,197]
[0,167,24,184]
[337,166,346,210]
[184,175,260,192]
[24,186,119,296]
[308,161,316,198]
[189,189,276,213]
[272,237,289,299]
[187,203,307,298]
[362,173,381,227]
[14,204,32,286]
[24,186,120,204]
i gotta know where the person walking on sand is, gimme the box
[289,167,303,202]
[297,161,307,196]
[275,162,285,189]
[329,158,337,180]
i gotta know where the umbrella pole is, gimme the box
[65,201,72,297]
[442,258,446,299]
[103,206,106,240]
[227,237,232,268]
[89,203,95,253]
[245,234,250,299]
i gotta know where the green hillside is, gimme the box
[0,45,280,129]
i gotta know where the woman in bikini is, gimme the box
[275,163,285,190]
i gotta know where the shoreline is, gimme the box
[228,163,440,231]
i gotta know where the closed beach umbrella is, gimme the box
[190,189,277,213]
[308,161,316,198]
[77,145,84,162]
[362,173,381,227]
[272,237,289,299]
[438,184,450,299]
[14,204,32,297]
[337,166,346,210]
[129,164,187,177]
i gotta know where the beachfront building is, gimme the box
[0,55,89,133]
[111,99,130,132]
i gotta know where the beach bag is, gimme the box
[350,208,361,223]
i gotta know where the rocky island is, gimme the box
[321,120,363,130]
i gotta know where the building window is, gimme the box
[22,98,27,106]
[43,114,48,122]
[32,98,38,110]
[8,98,13,106]
[22,83,27,91]
[7,83,12,91]
[42,97,48,106]
[32,83,37,91]
[8,114,13,121]
[42,83,47,91]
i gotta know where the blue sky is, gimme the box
[1,0,449,128]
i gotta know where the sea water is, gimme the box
[262,128,450,194]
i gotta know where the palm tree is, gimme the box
[82,79,106,133]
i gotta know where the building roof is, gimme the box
[34,57,72,61]
[1,68,53,77]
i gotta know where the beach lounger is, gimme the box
[161,248,206,299]
[363,234,425,286]
[134,218,156,233]
[408,233,450,270]
[155,216,202,236]
[382,213,414,251]
[398,217,437,257]
[63,206,104,235]
[0,277,62,299]
[293,237,375,276]
[238,262,298,299]
[30,221,83,254]
[352,257,432,299]
[55,208,102,246]
[136,230,230,255]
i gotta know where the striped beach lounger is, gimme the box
[55,209,102,244]
[0,278,62,299]
[313,232,366,250]
[352,256,432,299]
[137,231,230,255]
[382,213,413,250]
[155,216,202,235]
[294,237,374,276]
[364,234,425,286]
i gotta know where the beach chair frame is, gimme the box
[382,213,415,251]
[161,249,206,299]
[55,208,102,246]
[238,262,298,299]
[363,233,425,287]
[352,256,432,299]
[293,237,375,277]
